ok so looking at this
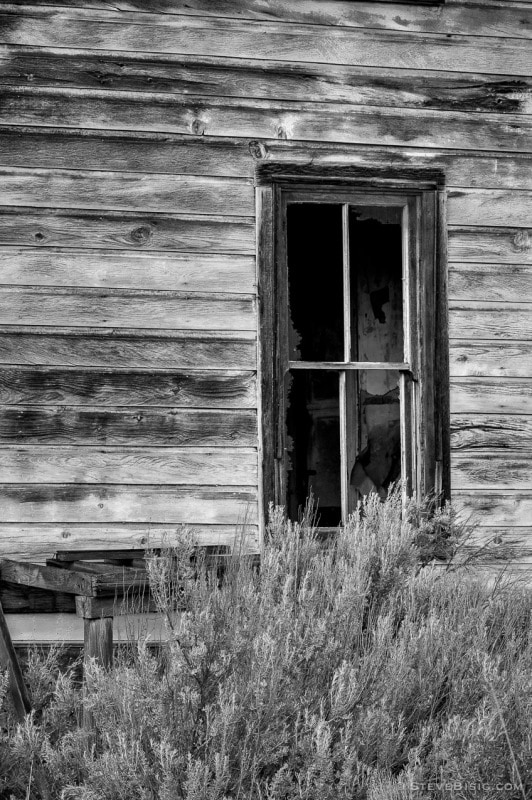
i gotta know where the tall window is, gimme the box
[257,172,448,530]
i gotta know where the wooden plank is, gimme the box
[448,190,532,229]
[451,378,532,414]
[1,581,74,613]
[0,330,256,370]
[0,368,256,408]
[0,249,255,292]
[47,558,148,590]
[451,453,532,490]
[0,168,253,216]
[1,47,531,114]
[464,527,532,556]
[0,406,257,446]
[0,523,260,560]
[0,127,254,178]
[4,612,168,645]
[453,493,532,528]
[62,0,532,38]
[449,304,532,341]
[0,485,258,524]
[448,227,532,264]
[2,1,529,39]
[57,549,147,561]
[0,206,254,254]
[1,558,100,594]
[450,341,532,378]
[1,129,532,190]
[0,89,529,154]
[0,10,530,76]
[449,264,532,303]
[76,594,157,619]
[0,599,31,719]
[0,446,258,485]
[451,414,532,451]
[0,288,255,330]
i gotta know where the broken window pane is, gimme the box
[285,370,341,526]
[287,204,344,362]
[349,207,404,363]
[349,370,401,502]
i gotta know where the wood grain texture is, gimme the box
[0,523,260,559]
[0,288,255,330]
[1,581,75,614]
[0,446,258,485]
[0,10,530,75]
[448,228,532,264]
[0,407,257,446]
[451,378,532,414]
[450,304,532,341]
[0,249,255,292]
[0,598,32,719]
[2,48,531,114]
[449,264,532,303]
[0,330,256,370]
[0,368,256,407]
[439,526,532,554]
[0,484,258,524]
[447,190,532,229]
[451,453,532,490]
[2,169,528,226]
[450,342,532,378]
[0,167,253,215]
[2,1,529,39]
[1,89,529,154]
[453,493,532,528]
[4,612,168,645]
[0,206,254,253]
[451,415,532,451]
[1,129,532,190]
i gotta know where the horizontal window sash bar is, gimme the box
[288,361,411,371]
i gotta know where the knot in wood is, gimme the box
[512,230,530,252]
[249,140,267,160]
[191,118,206,135]
[276,124,288,140]
[34,231,46,242]
[130,226,152,244]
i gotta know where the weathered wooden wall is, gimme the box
[0,0,531,567]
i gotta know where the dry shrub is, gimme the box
[1,489,530,799]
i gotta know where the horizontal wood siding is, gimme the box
[0,1,531,570]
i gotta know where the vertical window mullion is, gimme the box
[340,204,351,524]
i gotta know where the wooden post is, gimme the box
[81,611,113,731]
[0,600,31,721]
[84,616,113,670]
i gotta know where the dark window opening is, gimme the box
[285,202,405,524]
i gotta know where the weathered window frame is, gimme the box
[256,165,449,528]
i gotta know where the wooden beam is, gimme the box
[56,549,148,562]
[1,558,149,596]
[1,558,99,596]
[0,600,31,720]
[75,594,158,619]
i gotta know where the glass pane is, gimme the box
[286,370,341,526]
[287,204,344,361]
[347,370,401,503]
[349,207,403,362]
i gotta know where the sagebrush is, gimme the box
[1,490,531,799]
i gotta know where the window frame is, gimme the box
[256,166,449,529]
